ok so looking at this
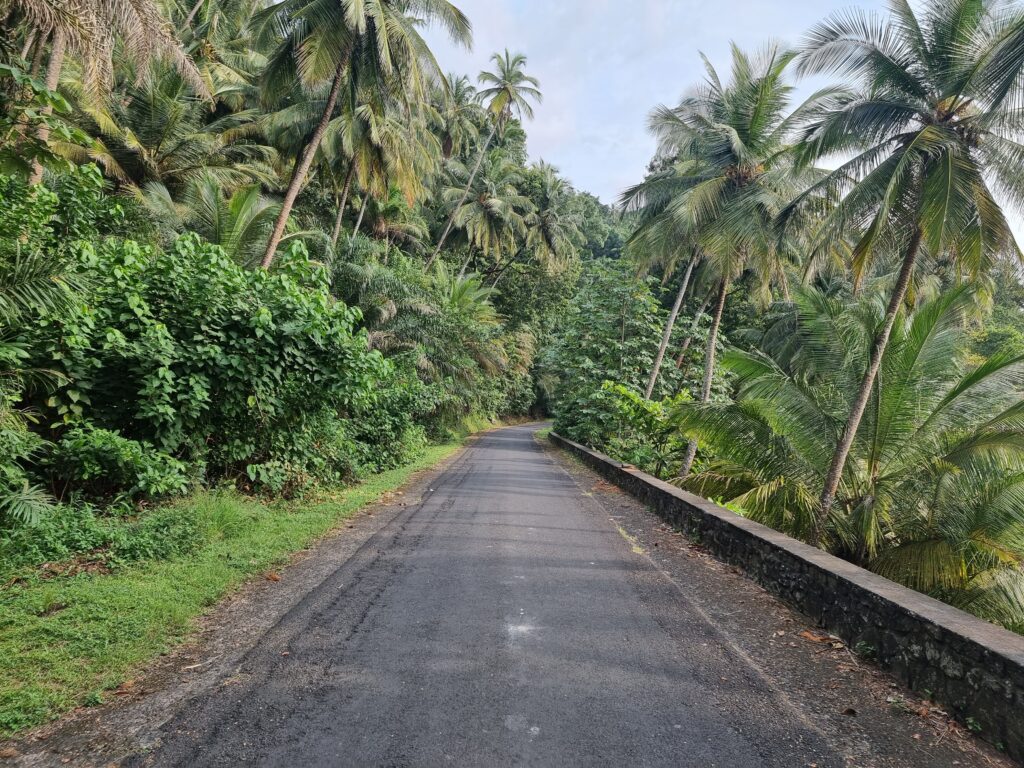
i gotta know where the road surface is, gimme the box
[131,424,1000,767]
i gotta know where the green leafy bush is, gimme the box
[29,232,384,489]
[563,381,690,478]
[47,425,189,502]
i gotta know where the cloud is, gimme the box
[424,0,888,203]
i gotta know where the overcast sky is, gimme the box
[424,0,888,205]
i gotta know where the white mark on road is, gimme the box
[504,715,541,741]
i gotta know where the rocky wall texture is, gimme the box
[550,432,1024,761]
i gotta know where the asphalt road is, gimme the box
[135,425,869,767]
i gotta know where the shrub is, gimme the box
[29,233,385,486]
[559,381,690,478]
[47,425,189,502]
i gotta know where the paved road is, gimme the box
[137,425,855,767]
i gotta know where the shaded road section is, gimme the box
[134,425,969,767]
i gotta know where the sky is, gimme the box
[424,0,888,205]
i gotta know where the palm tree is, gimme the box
[626,213,702,399]
[70,67,276,193]
[256,0,470,269]
[428,49,540,265]
[622,44,829,476]
[311,90,439,249]
[141,172,311,265]
[432,72,480,159]
[367,187,429,251]
[789,0,1024,538]
[8,0,207,183]
[439,153,532,266]
[524,160,582,271]
[673,285,1024,632]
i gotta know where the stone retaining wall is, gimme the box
[550,431,1024,761]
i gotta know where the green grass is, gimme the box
[0,441,463,737]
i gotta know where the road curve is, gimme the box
[136,425,865,767]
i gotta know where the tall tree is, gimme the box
[257,0,470,269]
[8,0,207,183]
[428,49,540,266]
[439,152,532,265]
[524,160,583,272]
[790,0,1024,540]
[626,214,702,399]
[673,284,1024,632]
[623,44,828,475]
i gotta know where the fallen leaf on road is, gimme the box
[798,629,833,644]
[265,572,280,582]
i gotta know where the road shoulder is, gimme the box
[541,434,1014,768]
[0,442,472,768]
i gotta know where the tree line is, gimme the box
[545,0,1024,635]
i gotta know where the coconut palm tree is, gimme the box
[439,153,532,266]
[626,212,702,399]
[432,72,480,160]
[789,0,1024,539]
[622,44,830,476]
[428,49,540,265]
[6,0,207,183]
[673,285,1024,632]
[524,160,582,270]
[256,0,470,269]
[70,66,276,192]
[367,187,429,251]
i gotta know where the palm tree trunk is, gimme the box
[679,278,728,477]
[29,30,47,76]
[426,120,498,270]
[182,0,205,29]
[20,29,36,61]
[329,163,355,248]
[676,295,710,371]
[645,257,697,399]
[28,29,66,185]
[353,195,367,236]
[261,52,349,269]
[346,195,368,257]
[457,246,474,279]
[814,228,922,543]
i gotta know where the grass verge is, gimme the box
[0,441,463,737]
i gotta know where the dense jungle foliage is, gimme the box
[2,0,1024,639]
[0,0,625,579]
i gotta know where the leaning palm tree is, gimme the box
[428,49,540,265]
[788,0,1024,538]
[622,44,830,476]
[256,0,470,268]
[673,285,1024,632]
[626,214,702,400]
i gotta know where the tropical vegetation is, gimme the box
[3,0,1024,734]
[548,0,1024,638]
